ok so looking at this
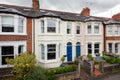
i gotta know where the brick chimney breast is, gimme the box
[112,13,120,20]
[80,7,90,16]
[32,0,39,9]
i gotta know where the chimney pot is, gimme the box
[32,0,39,9]
[80,7,90,16]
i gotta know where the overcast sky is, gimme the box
[0,0,120,18]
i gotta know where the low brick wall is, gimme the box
[55,71,79,80]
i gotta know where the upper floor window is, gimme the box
[41,20,44,33]
[0,15,26,35]
[107,26,112,35]
[76,23,80,34]
[114,26,119,35]
[47,19,56,33]
[67,22,72,34]
[18,18,24,33]
[87,24,92,34]
[1,16,14,32]
[94,24,99,34]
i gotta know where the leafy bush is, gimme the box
[6,52,36,79]
[87,54,93,60]
[23,66,47,80]
[48,65,77,75]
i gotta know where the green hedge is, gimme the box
[48,65,77,75]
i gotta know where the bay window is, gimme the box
[0,15,26,34]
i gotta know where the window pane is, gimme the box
[18,18,24,33]
[94,25,99,34]
[2,46,14,55]
[47,19,56,32]
[41,44,45,60]
[1,46,14,65]
[87,25,91,34]
[67,22,72,34]
[47,44,56,60]
[41,20,44,33]
[94,43,99,54]
[88,43,92,54]
[107,26,112,35]
[108,43,112,53]
[18,45,24,55]
[1,16,14,32]
[115,43,118,53]
[76,24,80,34]
[114,26,119,35]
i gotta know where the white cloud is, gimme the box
[94,4,120,18]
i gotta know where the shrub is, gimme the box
[6,52,36,79]
[87,54,93,60]
[24,66,47,80]
[48,65,77,75]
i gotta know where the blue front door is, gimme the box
[76,45,81,58]
[67,45,72,61]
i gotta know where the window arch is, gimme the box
[67,42,72,45]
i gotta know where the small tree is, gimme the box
[61,56,65,63]
[6,52,36,79]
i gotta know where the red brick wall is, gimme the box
[112,13,120,20]
[26,18,32,52]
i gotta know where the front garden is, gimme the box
[0,53,79,80]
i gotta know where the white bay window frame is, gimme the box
[0,41,26,68]
[0,14,26,35]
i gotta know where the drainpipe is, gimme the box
[33,19,35,53]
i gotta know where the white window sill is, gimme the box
[0,65,13,68]
[38,33,62,36]
[40,59,60,63]
[0,33,27,35]
[86,34,102,36]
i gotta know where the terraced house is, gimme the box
[0,0,120,68]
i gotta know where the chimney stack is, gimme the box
[80,7,90,16]
[32,0,39,9]
[112,13,120,20]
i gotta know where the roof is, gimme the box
[0,4,118,24]
[104,20,120,25]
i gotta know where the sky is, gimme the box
[0,0,120,18]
